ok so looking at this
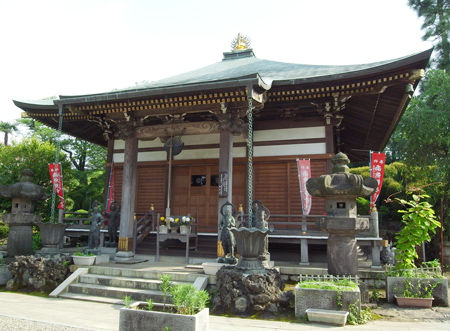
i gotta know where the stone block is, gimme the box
[386,276,448,307]
[119,304,209,331]
[306,308,349,326]
[95,254,110,265]
[294,285,360,318]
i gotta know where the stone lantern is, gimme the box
[306,153,378,275]
[0,169,47,256]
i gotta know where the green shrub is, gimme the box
[32,230,42,251]
[0,220,8,239]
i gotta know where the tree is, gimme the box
[408,0,450,70]
[386,69,450,239]
[16,118,107,211]
[0,121,18,146]
[0,138,73,219]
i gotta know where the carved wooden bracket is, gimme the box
[136,121,220,140]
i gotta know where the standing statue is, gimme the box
[251,200,271,266]
[103,201,120,247]
[218,202,237,264]
[88,202,105,249]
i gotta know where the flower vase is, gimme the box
[159,225,168,234]
[180,225,191,234]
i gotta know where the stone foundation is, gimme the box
[212,266,290,316]
[6,255,71,292]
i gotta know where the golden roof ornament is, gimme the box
[231,33,251,51]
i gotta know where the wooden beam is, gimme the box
[136,121,220,140]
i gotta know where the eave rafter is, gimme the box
[266,69,424,103]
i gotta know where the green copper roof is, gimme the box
[15,48,432,106]
[124,48,431,91]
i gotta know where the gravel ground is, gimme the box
[374,302,450,322]
[0,315,96,331]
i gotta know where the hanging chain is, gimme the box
[50,103,64,223]
[246,87,253,227]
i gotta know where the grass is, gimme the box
[0,287,49,297]
[297,279,359,291]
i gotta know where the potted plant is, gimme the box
[119,274,210,331]
[394,279,437,308]
[71,251,96,266]
[179,216,192,234]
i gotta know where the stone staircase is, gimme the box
[54,266,208,305]
[357,246,372,267]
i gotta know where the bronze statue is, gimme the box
[103,201,120,247]
[251,200,271,264]
[88,202,105,249]
[218,202,236,264]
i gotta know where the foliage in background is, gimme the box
[350,162,439,232]
[392,191,441,269]
[408,0,450,71]
[386,69,449,239]
[0,121,18,146]
[0,138,73,220]
[32,229,42,252]
[16,119,107,211]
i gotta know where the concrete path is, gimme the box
[0,292,449,331]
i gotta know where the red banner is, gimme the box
[370,152,386,208]
[49,163,65,209]
[105,163,115,212]
[297,159,312,215]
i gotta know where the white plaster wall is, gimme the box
[114,139,125,149]
[113,153,124,163]
[113,127,325,162]
[138,151,167,162]
[139,139,164,148]
[254,126,325,142]
[253,143,326,157]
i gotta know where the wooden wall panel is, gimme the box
[253,159,326,220]
[136,165,167,214]
[113,155,327,233]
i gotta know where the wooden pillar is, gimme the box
[217,128,233,239]
[103,139,115,206]
[325,123,334,173]
[116,130,138,261]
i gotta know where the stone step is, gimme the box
[59,292,125,305]
[87,266,200,282]
[68,283,166,302]
[78,273,191,290]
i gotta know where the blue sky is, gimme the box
[0,0,432,135]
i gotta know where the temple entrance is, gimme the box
[171,162,246,233]
[171,164,218,232]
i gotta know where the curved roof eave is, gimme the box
[270,48,433,86]
[55,73,269,105]
[13,99,58,110]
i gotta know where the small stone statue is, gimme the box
[88,202,105,249]
[103,201,120,247]
[218,202,236,264]
[381,242,396,265]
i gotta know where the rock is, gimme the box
[253,304,264,311]
[253,293,270,305]
[266,303,278,315]
[6,255,71,292]
[212,266,285,315]
[234,296,248,313]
